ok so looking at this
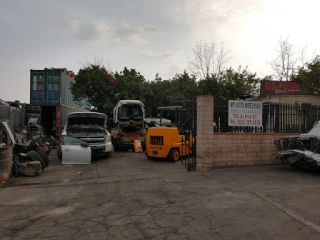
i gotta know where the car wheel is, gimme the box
[26,150,45,170]
[36,146,49,167]
[39,143,51,155]
[168,148,180,162]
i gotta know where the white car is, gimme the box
[58,112,113,163]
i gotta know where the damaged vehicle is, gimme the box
[275,120,320,169]
[58,112,113,161]
[111,100,146,150]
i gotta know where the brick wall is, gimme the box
[196,95,214,172]
[212,133,298,167]
[195,95,300,171]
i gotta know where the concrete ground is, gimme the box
[1,151,320,240]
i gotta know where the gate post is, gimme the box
[196,95,214,172]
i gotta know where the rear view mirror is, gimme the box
[80,142,89,148]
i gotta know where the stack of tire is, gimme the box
[13,144,50,177]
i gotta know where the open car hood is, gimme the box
[67,113,107,125]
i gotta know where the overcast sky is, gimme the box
[1,0,319,103]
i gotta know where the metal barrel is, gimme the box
[0,146,13,181]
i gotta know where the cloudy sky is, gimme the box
[1,0,319,103]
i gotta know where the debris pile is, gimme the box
[275,120,320,170]
[1,119,59,179]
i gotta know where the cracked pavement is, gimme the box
[1,151,320,239]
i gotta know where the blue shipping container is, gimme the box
[30,68,90,108]
[30,69,62,104]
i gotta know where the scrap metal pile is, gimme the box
[0,98,59,180]
[275,121,320,170]
[1,121,59,178]
[12,137,57,177]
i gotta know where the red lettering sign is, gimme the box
[261,81,302,98]
[264,81,300,91]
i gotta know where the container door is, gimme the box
[55,105,61,137]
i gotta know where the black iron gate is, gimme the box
[175,98,197,171]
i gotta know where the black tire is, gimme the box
[168,148,180,162]
[39,143,51,155]
[145,151,152,160]
[113,143,119,152]
[36,146,49,167]
[57,144,62,161]
[26,150,45,170]
[46,148,51,155]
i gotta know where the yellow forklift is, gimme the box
[145,105,195,163]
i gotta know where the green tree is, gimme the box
[220,67,260,99]
[70,64,116,115]
[70,65,149,116]
[113,67,146,101]
[197,67,260,99]
[295,56,320,95]
[143,71,200,117]
[198,75,223,97]
[143,80,175,117]
[170,71,200,100]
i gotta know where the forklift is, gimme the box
[145,105,195,163]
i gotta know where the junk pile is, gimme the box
[12,139,51,177]
[275,120,320,170]
[1,121,59,179]
[0,98,61,179]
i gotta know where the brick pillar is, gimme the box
[196,95,214,172]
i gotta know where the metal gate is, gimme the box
[175,98,197,171]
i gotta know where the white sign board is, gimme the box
[228,100,262,127]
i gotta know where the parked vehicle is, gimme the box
[111,100,146,150]
[58,112,113,160]
[145,118,172,128]
[145,106,194,162]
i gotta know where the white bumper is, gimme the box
[104,142,113,152]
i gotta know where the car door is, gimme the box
[61,136,91,164]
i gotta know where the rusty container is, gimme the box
[0,146,13,182]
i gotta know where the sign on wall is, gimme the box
[228,100,263,127]
[260,80,303,98]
